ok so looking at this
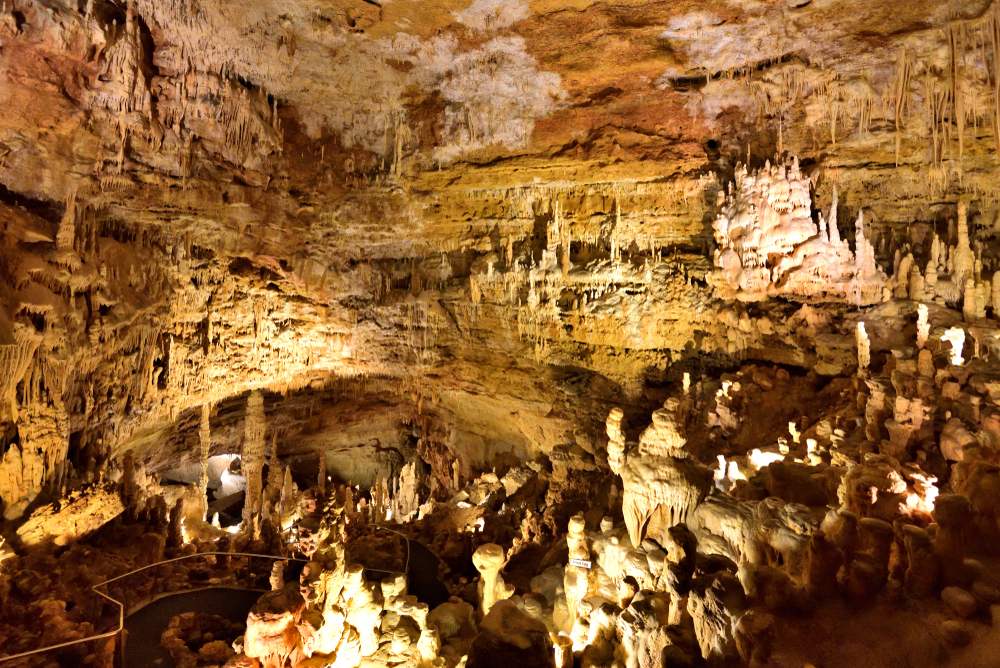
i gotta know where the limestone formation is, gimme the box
[5,2,1000,667]
[563,513,591,626]
[243,391,266,533]
[942,328,966,366]
[608,399,714,547]
[244,589,307,667]
[933,495,975,589]
[15,484,124,547]
[687,572,747,664]
[473,543,514,617]
[856,321,871,372]
[198,403,211,510]
[917,304,930,349]
[710,162,887,305]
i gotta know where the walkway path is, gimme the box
[124,588,262,668]
[123,541,448,667]
[405,539,451,609]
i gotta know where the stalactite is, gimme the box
[988,2,1000,162]
[893,47,912,166]
[0,331,37,424]
[950,23,966,169]
[318,447,327,496]
[132,327,159,401]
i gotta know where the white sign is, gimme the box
[569,558,592,569]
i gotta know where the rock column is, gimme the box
[243,390,266,536]
[198,403,210,512]
[473,543,513,616]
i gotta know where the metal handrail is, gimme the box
[0,551,303,665]
[373,523,411,575]
[97,551,307,587]
[0,530,411,664]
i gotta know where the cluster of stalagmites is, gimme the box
[3,340,1000,668]
[592,308,1000,665]
[6,303,1000,668]
[207,497,441,668]
[179,319,1000,667]
[7,147,1000,668]
[885,199,1000,326]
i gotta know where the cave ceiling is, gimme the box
[0,0,999,483]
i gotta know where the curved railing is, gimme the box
[0,525,410,666]
[0,552,304,666]
[372,523,412,575]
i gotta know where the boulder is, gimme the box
[466,599,555,668]
[244,589,306,665]
[941,586,977,619]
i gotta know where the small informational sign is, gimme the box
[569,558,592,569]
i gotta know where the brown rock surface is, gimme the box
[5,1,1000,667]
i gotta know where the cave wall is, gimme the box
[1,0,1000,521]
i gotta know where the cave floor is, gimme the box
[123,588,262,668]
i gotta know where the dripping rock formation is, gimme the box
[4,1,1000,667]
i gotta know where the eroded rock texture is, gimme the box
[4,0,1000,666]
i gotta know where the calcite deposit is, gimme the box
[5,0,1000,667]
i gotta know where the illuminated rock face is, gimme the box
[608,399,714,547]
[244,589,307,666]
[15,483,123,546]
[243,391,266,534]
[7,1,1000,667]
[710,159,887,305]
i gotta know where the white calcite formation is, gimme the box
[711,158,887,305]
[7,0,1000,666]
[607,399,714,547]
[917,303,930,349]
[942,327,966,366]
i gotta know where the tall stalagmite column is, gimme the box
[198,404,211,513]
[954,201,974,287]
[317,448,326,496]
[243,391,266,535]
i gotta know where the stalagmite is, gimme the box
[954,202,975,288]
[317,448,327,496]
[933,495,975,588]
[903,525,938,598]
[993,272,1000,318]
[856,322,870,372]
[917,303,930,348]
[963,279,977,322]
[473,543,514,616]
[910,268,926,303]
[942,327,966,366]
[271,560,285,590]
[564,513,591,626]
